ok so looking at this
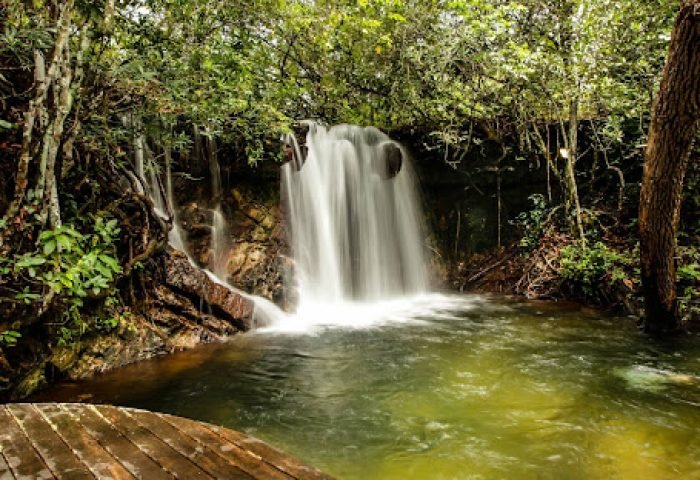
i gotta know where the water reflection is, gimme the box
[35,296,700,479]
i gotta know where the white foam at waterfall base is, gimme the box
[257,294,482,334]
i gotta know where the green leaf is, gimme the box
[15,289,40,304]
[39,230,55,242]
[98,254,121,273]
[95,263,111,277]
[0,330,21,347]
[56,234,73,252]
[0,119,16,130]
[17,255,46,268]
[43,239,57,255]
[678,263,700,281]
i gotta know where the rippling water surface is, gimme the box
[38,295,700,479]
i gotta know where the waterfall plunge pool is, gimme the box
[36,295,700,479]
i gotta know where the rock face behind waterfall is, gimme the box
[2,249,253,401]
[225,187,291,305]
[179,181,291,308]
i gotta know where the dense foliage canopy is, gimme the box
[1,0,680,162]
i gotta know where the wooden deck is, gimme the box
[0,403,335,480]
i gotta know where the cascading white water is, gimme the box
[203,134,286,326]
[133,130,285,327]
[135,134,187,251]
[210,208,230,279]
[282,123,429,306]
[206,134,231,279]
[164,146,187,251]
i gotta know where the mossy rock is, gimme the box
[47,346,79,372]
[13,365,47,400]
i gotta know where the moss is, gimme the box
[12,365,47,400]
[48,346,79,372]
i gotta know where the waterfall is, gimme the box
[282,123,429,306]
[135,134,187,251]
[202,132,285,326]
[131,122,433,333]
[132,130,284,327]
[205,133,231,280]
[164,146,187,251]
[210,208,230,279]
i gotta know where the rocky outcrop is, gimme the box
[223,187,292,307]
[2,249,254,401]
[162,249,254,327]
[178,182,293,309]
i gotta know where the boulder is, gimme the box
[379,142,403,179]
[163,249,254,328]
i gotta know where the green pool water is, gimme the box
[38,295,700,479]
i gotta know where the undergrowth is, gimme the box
[0,212,127,349]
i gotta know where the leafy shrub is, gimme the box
[677,263,700,283]
[559,242,632,298]
[9,215,124,345]
[677,246,700,324]
[678,286,700,325]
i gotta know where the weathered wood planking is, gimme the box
[0,404,335,480]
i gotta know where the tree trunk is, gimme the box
[61,28,90,179]
[494,143,506,250]
[2,0,73,228]
[567,97,586,244]
[496,171,502,249]
[1,51,42,231]
[639,1,700,334]
[532,122,558,203]
[44,44,74,227]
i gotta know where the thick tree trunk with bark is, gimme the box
[639,1,700,333]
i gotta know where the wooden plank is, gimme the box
[163,414,330,480]
[126,409,256,480]
[0,451,16,480]
[2,404,335,480]
[140,410,288,480]
[0,406,54,480]
[61,404,171,480]
[94,405,212,480]
[5,404,90,480]
[36,404,134,480]
[206,422,334,480]
[158,414,291,480]
[0,411,49,480]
